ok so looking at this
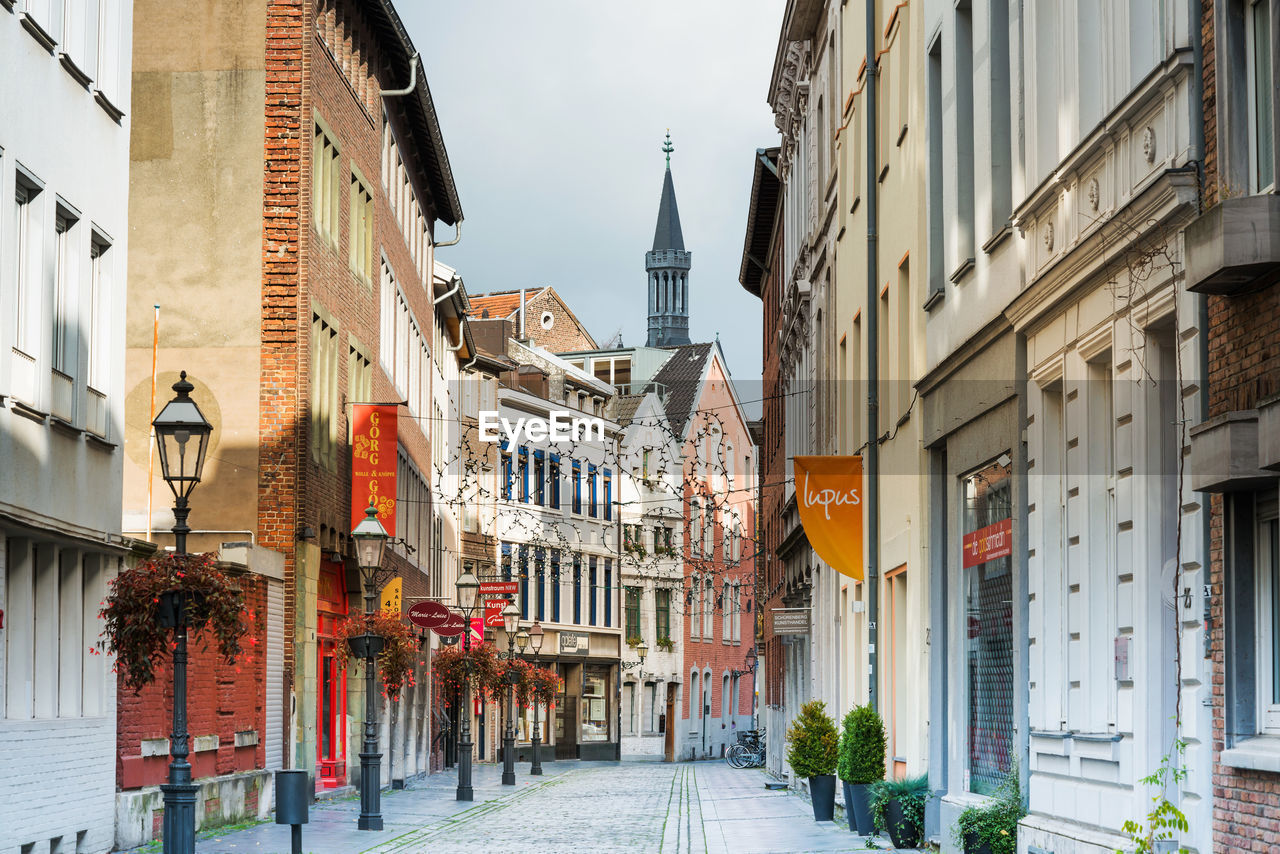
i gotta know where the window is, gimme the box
[897,258,910,417]
[573,554,583,624]
[534,451,546,506]
[604,559,613,627]
[656,589,671,641]
[927,35,944,302]
[589,557,598,626]
[690,500,701,557]
[625,587,642,640]
[551,549,562,622]
[535,548,546,621]
[624,682,636,735]
[572,461,582,514]
[645,682,659,733]
[310,310,339,469]
[500,445,513,500]
[603,469,613,521]
[549,455,561,509]
[703,576,714,639]
[581,666,610,742]
[349,173,374,282]
[988,0,1013,229]
[962,459,1014,795]
[13,177,41,359]
[1258,498,1280,734]
[52,209,77,380]
[588,464,598,518]
[690,575,701,640]
[95,0,124,106]
[519,546,530,620]
[313,122,341,246]
[502,543,512,581]
[518,448,529,503]
[86,234,110,394]
[1248,0,1276,191]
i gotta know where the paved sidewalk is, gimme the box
[191,759,904,853]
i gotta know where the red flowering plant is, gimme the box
[100,552,249,692]
[431,642,503,699]
[334,610,417,701]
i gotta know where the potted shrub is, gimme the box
[870,773,929,848]
[953,762,1024,854]
[838,704,885,834]
[100,552,249,691]
[786,700,840,822]
[334,611,418,700]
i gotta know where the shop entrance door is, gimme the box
[664,684,676,762]
[556,696,578,759]
[316,563,347,788]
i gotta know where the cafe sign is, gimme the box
[559,631,588,655]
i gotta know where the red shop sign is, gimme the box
[433,611,466,637]
[962,518,1013,568]
[351,404,398,536]
[484,598,506,627]
[479,581,518,597]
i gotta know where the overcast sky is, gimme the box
[402,1,783,395]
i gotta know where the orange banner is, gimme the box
[793,455,864,580]
[351,404,398,536]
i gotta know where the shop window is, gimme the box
[962,458,1015,795]
[582,666,611,742]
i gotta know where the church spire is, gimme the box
[646,130,692,348]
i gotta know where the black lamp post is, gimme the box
[501,602,520,785]
[455,569,480,801]
[351,504,389,831]
[527,621,545,775]
[152,371,212,854]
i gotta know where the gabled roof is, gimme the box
[368,0,462,225]
[652,168,685,252]
[649,342,714,436]
[739,148,781,298]
[465,288,548,321]
[613,394,646,427]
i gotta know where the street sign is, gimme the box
[434,611,466,637]
[484,598,506,627]
[407,601,450,629]
[771,608,810,636]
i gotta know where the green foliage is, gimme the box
[100,552,250,692]
[838,704,886,784]
[1116,738,1191,854]
[626,635,645,648]
[786,700,840,778]
[655,636,675,652]
[953,760,1024,854]
[870,774,929,840]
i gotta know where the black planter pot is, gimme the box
[843,781,874,834]
[347,633,386,659]
[963,831,995,854]
[885,797,923,849]
[157,589,207,629]
[808,774,836,822]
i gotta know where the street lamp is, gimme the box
[527,621,545,775]
[351,504,388,831]
[152,371,212,854]
[455,569,480,801]
[501,602,520,785]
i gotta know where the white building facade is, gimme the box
[616,392,684,760]
[0,1,133,852]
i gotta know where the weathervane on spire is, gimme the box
[663,129,674,169]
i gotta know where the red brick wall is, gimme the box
[523,290,598,353]
[117,573,269,788]
[760,216,785,709]
[1201,4,1280,847]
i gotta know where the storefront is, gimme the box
[511,629,619,762]
[920,325,1028,833]
[316,561,349,789]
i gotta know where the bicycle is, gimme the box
[726,728,766,768]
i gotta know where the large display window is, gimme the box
[581,665,611,742]
[961,458,1014,796]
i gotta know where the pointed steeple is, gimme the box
[652,131,685,252]
[646,130,692,348]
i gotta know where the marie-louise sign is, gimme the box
[793,456,864,581]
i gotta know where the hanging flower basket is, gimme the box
[334,611,416,701]
[431,642,503,700]
[100,552,249,692]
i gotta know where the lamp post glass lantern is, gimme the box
[152,371,212,854]
[455,569,480,801]
[528,621,545,776]
[501,602,520,785]
[353,503,389,831]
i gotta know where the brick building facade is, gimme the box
[123,0,467,844]
[468,287,599,353]
[1187,1,1280,849]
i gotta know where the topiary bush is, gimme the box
[838,704,886,784]
[786,699,839,778]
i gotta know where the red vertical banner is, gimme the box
[351,404,398,536]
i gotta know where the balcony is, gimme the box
[1185,195,1280,295]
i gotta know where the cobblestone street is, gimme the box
[193,761,877,854]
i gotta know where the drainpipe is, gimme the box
[865,0,880,714]
[436,221,462,248]
[433,276,461,305]
[519,288,527,340]
[380,52,419,98]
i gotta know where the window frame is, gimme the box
[1258,496,1280,735]
[1246,0,1277,193]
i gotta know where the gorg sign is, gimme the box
[793,455,865,581]
[351,404,398,536]
[477,410,605,443]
